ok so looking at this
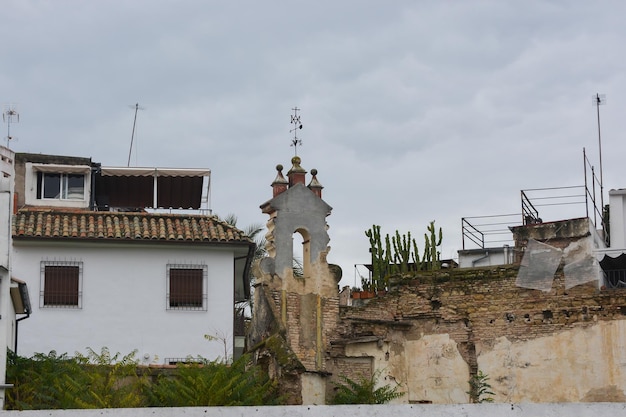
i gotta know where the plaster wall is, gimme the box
[404,334,470,403]
[480,320,626,403]
[11,242,235,362]
[4,403,626,417]
[301,373,326,405]
[334,264,626,404]
[342,335,469,404]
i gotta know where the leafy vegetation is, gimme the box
[6,349,281,410]
[467,370,495,403]
[331,370,403,405]
[6,348,147,410]
[148,353,280,406]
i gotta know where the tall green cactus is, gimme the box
[423,220,443,271]
[365,225,387,290]
[366,222,443,290]
[392,230,415,273]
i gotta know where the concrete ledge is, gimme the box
[5,403,626,417]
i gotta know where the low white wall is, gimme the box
[3,403,626,417]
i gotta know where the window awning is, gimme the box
[31,163,91,174]
[600,253,626,270]
[100,167,211,177]
[95,166,210,210]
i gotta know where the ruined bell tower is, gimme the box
[248,156,342,405]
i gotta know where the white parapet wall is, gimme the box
[4,404,626,417]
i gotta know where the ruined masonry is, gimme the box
[248,156,342,405]
[249,157,626,405]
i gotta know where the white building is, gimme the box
[0,146,32,407]
[10,152,253,364]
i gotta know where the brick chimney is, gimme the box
[271,164,289,197]
[287,156,306,187]
[307,168,323,198]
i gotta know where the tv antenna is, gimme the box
[3,104,19,148]
[593,93,606,210]
[127,103,145,167]
[290,106,303,156]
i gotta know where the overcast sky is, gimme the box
[3,1,626,288]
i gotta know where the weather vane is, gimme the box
[3,104,19,148]
[290,106,303,156]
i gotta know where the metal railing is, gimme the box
[462,186,591,250]
[461,213,521,250]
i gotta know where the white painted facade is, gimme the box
[11,240,237,363]
[0,160,13,408]
[609,188,626,249]
[1,145,24,408]
[458,245,514,268]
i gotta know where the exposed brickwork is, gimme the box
[331,266,626,374]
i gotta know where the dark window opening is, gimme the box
[42,263,81,308]
[37,172,85,200]
[168,266,206,310]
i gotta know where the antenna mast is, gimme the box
[290,106,303,156]
[593,93,606,211]
[2,104,19,148]
[127,103,144,167]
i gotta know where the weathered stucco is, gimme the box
[480,320,626,402]
[405,335,470,403]
[331,265,626,404]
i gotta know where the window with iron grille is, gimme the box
[167,264,207,310]
[40,261,82,308]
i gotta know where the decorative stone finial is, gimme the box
[287,156,307,187]
[308,168,323,198]
[271,164,289,197]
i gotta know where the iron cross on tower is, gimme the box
[290,106,303,156]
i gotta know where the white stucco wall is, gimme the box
[458,247,513,269]
[11,241,235,363]
[609,189,626,249]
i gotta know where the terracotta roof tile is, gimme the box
[12,209,252,244]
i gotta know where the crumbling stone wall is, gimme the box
[330,266,626,403]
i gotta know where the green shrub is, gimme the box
[6,349,280,409]
[5,348,147,410]
[148,353,280,406]
[467,370,495,403]
[332,370,403,405]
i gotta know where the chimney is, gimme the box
[271,164,289,197]
[287,156,306,187]
[308,168,323,198]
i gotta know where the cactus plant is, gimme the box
[423,220,443,271]
[365,221,443,291]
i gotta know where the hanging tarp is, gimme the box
[563,236,600,289]
[516,239,562,292]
